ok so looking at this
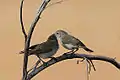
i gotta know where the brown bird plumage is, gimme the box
[54,30,93,53]
[19,34,59,63]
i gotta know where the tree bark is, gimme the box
[27,53,120,79]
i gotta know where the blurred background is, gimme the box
[0,0,120,80]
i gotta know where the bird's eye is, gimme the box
[56,32,59,34]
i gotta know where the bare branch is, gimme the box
[86,58,92,74]
[26,0,51,49]
[27,53,120,79]
[77,57,96,73]
[37,0,51,14]
[20,0,51,80]
[89,60,96,71]
[20,0,27,41]
[20,0,28,80]
[85,58,90,80]
[77,57,96,80]
[46,0,64,8]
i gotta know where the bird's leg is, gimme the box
[63,50,74,55]
[49,56,58,61]
[37,55,48,66]
[72,48,79,53]
[38,57,46,64]
[70,48,79,56]
[33,60,41,70]
[63,49,76,55]
[63,48,78,55]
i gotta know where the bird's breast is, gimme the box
[62,43,77,50]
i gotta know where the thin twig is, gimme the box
[46,0,64,8]
[20,0,27,41]
[86,59,91,74]
[89,60,96,71]
[20,0,29,80]
[77,57,96,73]
[37,0,51,14]
[84,58,90,80]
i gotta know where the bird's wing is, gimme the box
[19,44,39,54]
[62,35,85,46]
[39,41,54,53]
[29,44,39,49]
[30,41,53,54]
[71,36,85,46]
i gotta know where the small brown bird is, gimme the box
[54,30,93,53]
[19,34,59,64]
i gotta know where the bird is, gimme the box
[19,34,59,64]
[54,30,93,54]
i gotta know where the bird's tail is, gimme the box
[19,50,25,54]
[83,46,94,52]
[18,50,32,56]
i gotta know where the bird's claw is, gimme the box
[52,57,58,61]
[42,62,48,66]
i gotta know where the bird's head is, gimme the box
[47,34,59,47]
[47,34,58,41]
[54,30,68,40]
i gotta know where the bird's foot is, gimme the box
[63,52,75,58]
[42,61,48,66]
[37,57,48,66]
[63,50,73,55]
[70,53,75,56]
[49,57,58,62]
[63,52,69,56]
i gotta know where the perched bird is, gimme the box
[54,30,93,54]
[19,34,59,64]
